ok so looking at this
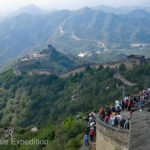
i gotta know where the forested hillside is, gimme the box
[1,64,150,127]
[120,64,150,89]
[0,67,121,127]
[0,63,150,150]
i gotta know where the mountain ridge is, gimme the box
[0,8,150,68]
[13,45,83,75]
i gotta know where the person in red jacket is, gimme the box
[89,130,94,141]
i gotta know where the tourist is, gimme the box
[89,115,93,123]
[89,130,94,141]
[121,99,125,110]
[116,105,121,113]
[124,117,130,130]
[93,111,97,119]
[114,116,119,127]
[116,113,122,123]
[111,106,115,112]
[119,118,126,129]
[99,108,105,121]
[90,125,94,131]
[138,100,143,111]
[84,134,89,146]
[124,99,128,110]
[110,112,116,126]
[105,115,109,124]
[128,100,132,111]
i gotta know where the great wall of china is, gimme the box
[60,55,150,78]
[96,102,150,150]
[96,114,129,150]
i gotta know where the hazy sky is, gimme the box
[0,0,150,15]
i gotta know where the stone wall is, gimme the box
[96,102,150,150]
[129,104,150,150]
[96,115,129,150]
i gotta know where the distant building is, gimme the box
[104,55,149,70]
[124,55,146,69]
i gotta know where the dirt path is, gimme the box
[80,139,90,150]
[80,134,96,150]
[80,143,90,150]
[80,140,96,150]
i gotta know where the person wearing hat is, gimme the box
[110,112,116,126]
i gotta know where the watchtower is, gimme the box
[48,44,53,49]
[125,55,146,69]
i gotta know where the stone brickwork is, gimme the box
[96,115,129,150]
[129,105,150,150]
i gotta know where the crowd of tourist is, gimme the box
[84,111,96,146]
[99,88,150,130]
[78,88,150,146]
[76,111,97,146]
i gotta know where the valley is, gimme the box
[0,7,150,68]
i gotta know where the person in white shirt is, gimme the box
[93,113,96,119]
[90,121,94,127]
[116,114,122,123]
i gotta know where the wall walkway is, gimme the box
[129,104,150,150]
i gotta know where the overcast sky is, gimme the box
[0,0,150,15]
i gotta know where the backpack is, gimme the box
[114,117,118,125]
[89,130,93,135]
[116,106,120,112]
[112,106,115,112]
